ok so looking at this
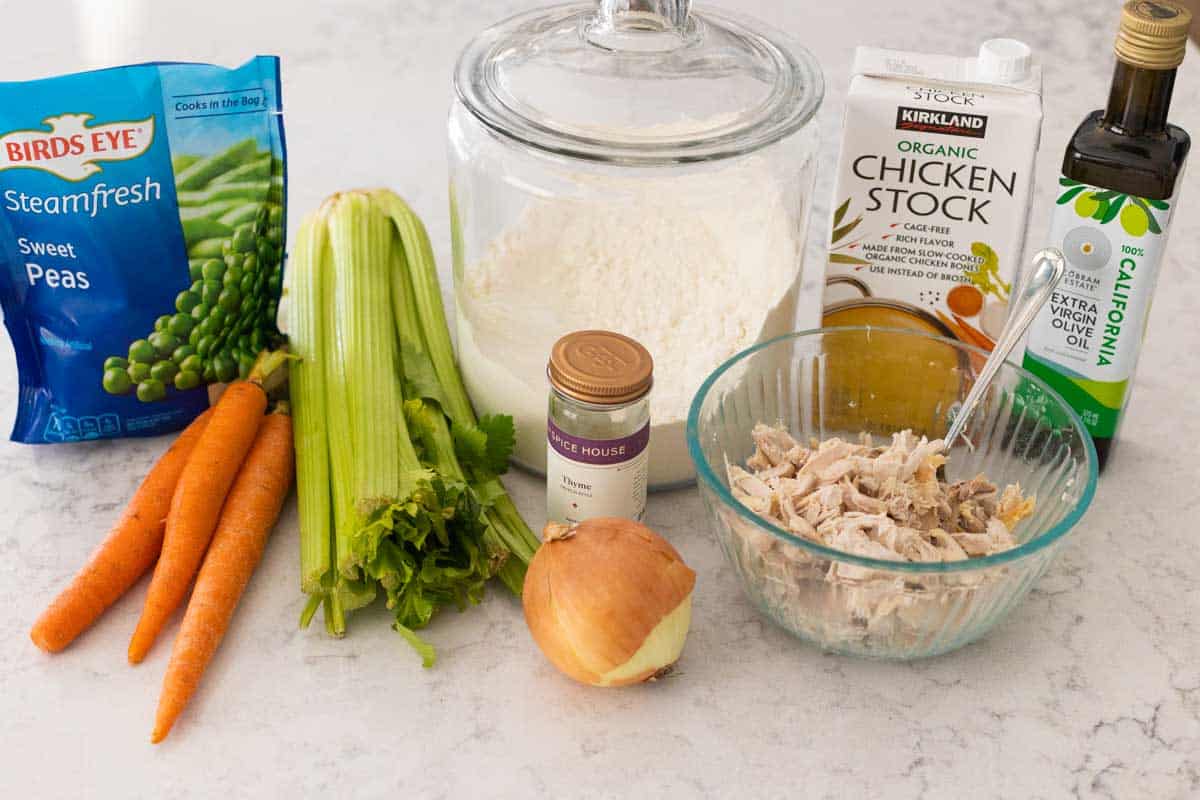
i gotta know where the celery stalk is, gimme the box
[386,209,526,593]
[370,190,473,425]
[324,194,430,594]
[290,214,333,596]
[372,190,540,591]
[319,192,493,662]
[390,243,515,592]
[326,195,407,510]
[319,200,359,589]
[295,188,536,659]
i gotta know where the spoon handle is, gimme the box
[945,247,1066,446]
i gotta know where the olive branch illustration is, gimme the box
[1056,177,1168,235]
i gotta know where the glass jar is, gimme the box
[547,330,653,524]
[449,0,824,489]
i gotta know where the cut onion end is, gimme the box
[596,593,692,687]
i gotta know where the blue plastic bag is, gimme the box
[0,56,286,443]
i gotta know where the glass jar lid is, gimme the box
[454,0,824,166]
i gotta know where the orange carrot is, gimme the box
[30,410,212,653]
[936,311,990,374]
[952,313,995,351]
[151,409,293,743]
[936,310,973,344]
[127,381,268,663]
[938,309,991,351]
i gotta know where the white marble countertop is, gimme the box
[2,1,1198,797]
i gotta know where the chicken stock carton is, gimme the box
[823,41,1042,350]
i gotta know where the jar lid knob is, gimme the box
[585,0,696,51]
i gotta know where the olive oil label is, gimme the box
[824,46,1043,352]
[1022,178,1175,438]
[546,420,649,525]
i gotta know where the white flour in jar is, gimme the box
[455,166,805,487]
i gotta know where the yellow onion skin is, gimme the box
[523,517,697,687]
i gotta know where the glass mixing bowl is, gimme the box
[687,327,1098,659]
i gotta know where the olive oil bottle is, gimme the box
[1023,0,1191,470]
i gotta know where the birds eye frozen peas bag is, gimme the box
[0,57,286,443]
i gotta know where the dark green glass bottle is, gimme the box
[1023,0,1191,471]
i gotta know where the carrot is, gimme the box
[938,309,991,351]
[30,410,212,653]
[952,313,995,351]
[936,309,973,344]
[935,311,990,375]
[127,380,268,664]
[151,408,293,743]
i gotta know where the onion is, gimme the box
[523,517,696,687]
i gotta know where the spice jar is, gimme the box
[547,331,653,524]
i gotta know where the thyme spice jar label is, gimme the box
[546,418,649,524]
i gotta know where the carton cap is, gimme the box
[978,39,1033,84]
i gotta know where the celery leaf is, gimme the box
[351,475,501,665]
[452,422,490,475]
[478,414,515,474]
[454,414,515,480]
[399,340,447,409]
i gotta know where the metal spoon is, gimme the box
[944,247,1066,447]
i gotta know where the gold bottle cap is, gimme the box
[1115,0,1192,70]
[548,330,653,405]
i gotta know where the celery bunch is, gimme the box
[290,190,539,665]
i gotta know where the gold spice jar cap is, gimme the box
[548,330,653,405]
[1115,1,1192,70]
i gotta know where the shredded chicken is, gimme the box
[724,424,1038,650]
[730,425,1031,563]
